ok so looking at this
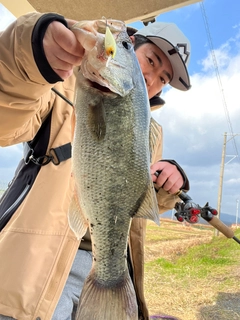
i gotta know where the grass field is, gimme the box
[144,218,240,320]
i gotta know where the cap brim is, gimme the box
[146,36,191,91]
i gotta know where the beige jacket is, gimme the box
[0,12,184,320]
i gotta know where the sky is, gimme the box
[0,0,240,219]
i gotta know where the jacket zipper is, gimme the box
[0,184,31,223]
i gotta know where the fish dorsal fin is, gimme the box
[134,179,160,225]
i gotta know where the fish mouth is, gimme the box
[91,81,112,93]
[80,62,128,97]
[87,78,119,97]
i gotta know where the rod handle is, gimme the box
[208,216,234,238]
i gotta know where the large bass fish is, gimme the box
[69,19,159,320]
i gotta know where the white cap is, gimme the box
[136,22,191,91]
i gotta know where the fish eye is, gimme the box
[122,41,131,50]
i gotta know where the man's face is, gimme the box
[134,42,173,99]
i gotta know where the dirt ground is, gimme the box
[144,219,240,320]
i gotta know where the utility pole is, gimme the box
[236,199,239,228]
[216,132,240,236]
[216,132,227,236]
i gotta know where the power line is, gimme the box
[200,1,239,161]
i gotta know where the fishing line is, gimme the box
[51,87,74,107]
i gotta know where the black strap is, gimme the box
[0,111,53,229]
[23,110,72,166]
[0,108,72,230]
[49,143,72,165]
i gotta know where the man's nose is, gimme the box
[145,72,155,88]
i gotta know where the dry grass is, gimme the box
[145,219,213,262]
[144,219,240,320]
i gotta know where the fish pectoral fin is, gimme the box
[134,180,160,225]
[68,191,88,240]
[88,100,106,140]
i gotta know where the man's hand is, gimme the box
[150,161,184,194]
[43,19,84,79]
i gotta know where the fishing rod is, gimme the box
[154,171,240,244]
[174,190,240,244]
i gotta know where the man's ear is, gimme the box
[130,35,135,45]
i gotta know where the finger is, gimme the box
[45,22,84,64]
[50,47,83,67]
[155,169,169,188]
[44,47,75,78]
[151,173,157,183]
[44,40,82,79]
[65,19,78,29]
[56,34,84,59]
[150,162,166,173]
[53,22,84,56]
[164,177,183,194]
[71,27,97,51]
[161,174,175,191]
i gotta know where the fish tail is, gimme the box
[75,270,138,320]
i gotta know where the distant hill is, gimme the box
[216,212,238,226]
[161,210,238,227]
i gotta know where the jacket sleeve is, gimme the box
[0,12,66,146]
[150,118,190,214]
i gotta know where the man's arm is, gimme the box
[0,12,83,146]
